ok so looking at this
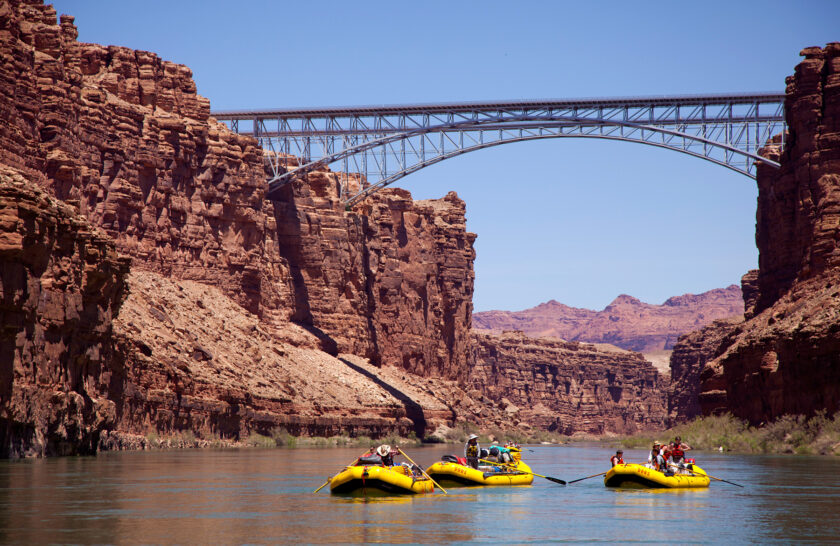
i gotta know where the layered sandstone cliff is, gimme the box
[0,1,291,321]
[471,331,666,434]
[690,44,840,424]
[0,168,129,456]
[273,179,476,380]
[474,286,744,353]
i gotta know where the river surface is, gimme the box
[1,443,838,544]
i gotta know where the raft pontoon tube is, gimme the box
[329,462,434,496]
[426,456,534,486]
[604,463,711,489]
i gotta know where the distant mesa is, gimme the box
[472,285,744,354]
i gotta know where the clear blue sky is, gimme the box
[50,0,839,312]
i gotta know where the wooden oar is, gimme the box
[313,454,365,493]
[566,470,608,484]
[677,465,744,488]
[480,459,566,485]
[398,448,448,494]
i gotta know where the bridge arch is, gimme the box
[213,92,786,205]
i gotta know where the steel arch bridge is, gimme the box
[213,92,786,206]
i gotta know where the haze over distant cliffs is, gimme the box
[473,286,745,353]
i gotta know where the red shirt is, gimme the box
[610,455,624,466]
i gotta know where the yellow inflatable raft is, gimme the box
[329,464,435,496]
[426,459,534,487]
[604,463,711,489]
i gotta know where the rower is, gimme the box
[671,436,691,464]
[610,449,624,467]
[376,444,398,466]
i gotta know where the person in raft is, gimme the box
[647,441,668,473]
[376,444,398,466]
[610,449,624,467]
[465,434,480,469]
[670,436,691,464]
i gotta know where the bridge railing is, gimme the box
[214,93,786,204]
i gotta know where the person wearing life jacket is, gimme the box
[671,436,691,463]
[610,449,624,467]
[498,445,514,464]
[465,434,480,469]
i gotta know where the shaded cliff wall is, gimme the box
[471,332,666,434]
[0,168,129,457]
[694,43,840,423]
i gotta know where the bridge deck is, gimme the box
[211,92,786,120]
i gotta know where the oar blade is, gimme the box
[545,476,566,485]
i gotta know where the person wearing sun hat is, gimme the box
[647,441,665,471]
[464,434,480,469]
[376,444,397,466]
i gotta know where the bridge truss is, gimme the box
[213,92,786,206]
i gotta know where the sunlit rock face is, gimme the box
[695,43,840,424]
[272,179,477,381]
[0,168,129,457]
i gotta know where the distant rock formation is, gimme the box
[470,332,666,434]
[474,286,744,352]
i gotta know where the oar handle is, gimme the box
[398,448,448,495]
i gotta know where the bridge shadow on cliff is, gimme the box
[338,358,427,438]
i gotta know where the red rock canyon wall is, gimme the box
[683,44,840,424]
[1,1,668,455]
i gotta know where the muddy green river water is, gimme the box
[1,444,838,544]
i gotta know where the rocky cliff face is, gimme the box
[693,43,840,423]
[470,332,666,434]
[667,317,742,423]
[0,167,129,457]
[273,179,476,381]
[0,0,291,321]
[106,269,462,446]
[474,286,743,353]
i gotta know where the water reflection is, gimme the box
[0,445,839,543]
